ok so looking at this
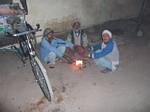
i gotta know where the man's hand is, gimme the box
[87,52,94,58]
[65,47,74,57]
[88,53,92,58]
[74,45,84,53]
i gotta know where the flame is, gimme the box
[75,60,83,66]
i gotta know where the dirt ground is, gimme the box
[0,18,150,112]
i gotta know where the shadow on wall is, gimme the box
[0,105,9,112]
[45,15,77,33]
[0,102,15,112]
[144,0,150,16]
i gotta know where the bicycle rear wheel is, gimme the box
[30,56,53,101]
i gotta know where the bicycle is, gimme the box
[13,24,54,101]
[0,1,53,102]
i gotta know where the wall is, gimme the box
[144,0,150,16]
[26,0,141,33]
[0,0,12,4]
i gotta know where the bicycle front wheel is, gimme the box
[30,56,53,101]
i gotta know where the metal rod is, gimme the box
[136,0,146,32]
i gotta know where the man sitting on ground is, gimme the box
[67,21,89,58]
[89,30,119,73]
[40,28,73,67]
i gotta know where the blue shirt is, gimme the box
[40,37,73,61]
[91,39,113,59]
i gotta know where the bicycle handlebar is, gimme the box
[13,29,42,37]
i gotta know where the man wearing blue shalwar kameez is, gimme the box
[89,30,119,73]
[40,28,73,67]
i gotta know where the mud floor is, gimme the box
[0,17,150,112]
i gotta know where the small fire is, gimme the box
[75,60,83,67]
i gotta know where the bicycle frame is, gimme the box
[0,1,53,101]
[13,26,53,101]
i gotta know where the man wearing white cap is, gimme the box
[89,30,119,73]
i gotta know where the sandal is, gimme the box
[100,68,112,73]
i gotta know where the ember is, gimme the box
[75,60,83,67]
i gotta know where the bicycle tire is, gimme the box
[30,56,53,101]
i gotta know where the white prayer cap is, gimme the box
[102,30,112,38]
